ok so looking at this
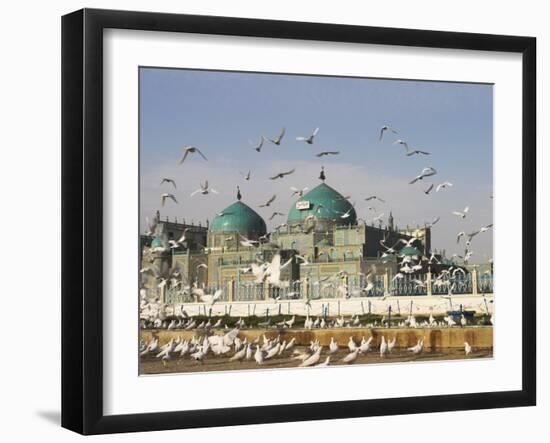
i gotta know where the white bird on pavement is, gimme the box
[299,347,323,367]
[359,336,373,354]
[315,356,331,367]
[380,336,388,357]
[327,337,339,355]
[229,346,247,362]
[408,339,424,354]
[341,348,360,364]
[254,346,265,365]
[388,336,397,353]
[464,341,472,356]
[348,336,358,352]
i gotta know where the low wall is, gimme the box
[140,326,493,350]
[156,294,494,318]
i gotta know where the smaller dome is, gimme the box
[210,201,266,235]
[150,236,162,248]
[400,246,422,257]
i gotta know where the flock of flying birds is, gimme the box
[141,123,493,325]
[148,123,493,278]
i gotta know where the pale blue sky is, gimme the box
[140,67,493,261]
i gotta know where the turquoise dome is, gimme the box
[150,236,162,248]
[400,246,422,257]
[210,201,266,234]
[287,183,357,226]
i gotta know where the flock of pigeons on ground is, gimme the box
[139,315,478,368]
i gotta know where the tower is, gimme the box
[388,211,394,231]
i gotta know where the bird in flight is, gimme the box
[269,212,285,220]
[259,194,277,207]
[406,149,430,157]
[424,184,434,195]
[161,193,178,206]
[436,182,453,192]
[267,128,285,145]
[240,170,251,181]
[379,125,398,141]
[409,167,437,184]
[425,216,440,228]
[239,234,259,248]
[290,186,309,197]
[251,136,266,152]
[178,146,207,164]
[296,127,319,144]
[270,169,295,180]
[452,206,469,219]
[365,195,385,203]
[393,139,409,152]
[191,181,219,196]
[316,151,340,157]
[160,178,176,188]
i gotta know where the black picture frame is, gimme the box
[61,8,536,435]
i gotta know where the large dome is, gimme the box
[210,201,267,235]
[287,183,357,226]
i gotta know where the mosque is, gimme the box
[142,170,445,299]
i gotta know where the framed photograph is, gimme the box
[62,8,536,435]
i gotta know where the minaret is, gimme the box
[319,166,326,182]
[237,185,242,201]
[388,211,394,231]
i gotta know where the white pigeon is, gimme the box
[379,125,398,141]
[296,127,319,144]
[436,182,453,192]
[265,343,281,359]
[161,193,178,206]
[191,180,219,196]
[387,336,397,353]
[315,356,331,367]
[229,346,247,362]
[254,346,265,365]
[299,347,323,367]
[452,206,470,219]
[348,336,358,352]
[179,146,207,164]
[464,341,472,355]
[341,348,360,364]
[407,339,424,355]
[359,336,373,354]
[329,337,339,354]
[409,167,437,184]
[380,336,388,357]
